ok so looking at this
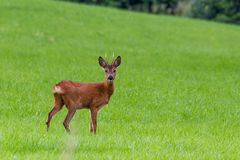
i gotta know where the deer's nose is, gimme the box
[108,76,113,80]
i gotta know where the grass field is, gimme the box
[0,0,240,159]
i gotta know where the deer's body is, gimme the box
[46,56,121,133]
[53,80,114,110]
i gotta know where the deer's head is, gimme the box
[98,56,121,82]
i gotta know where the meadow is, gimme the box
[0,0,240,159]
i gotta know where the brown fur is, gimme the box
[46,56,121,133]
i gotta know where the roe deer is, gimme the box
[46,56,121,133]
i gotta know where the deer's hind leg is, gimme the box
[46,94,64,131]
[63,107,76,133]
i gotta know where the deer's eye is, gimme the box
[105,70,108,73]
[113,70,116,72]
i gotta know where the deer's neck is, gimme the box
[104,81,114,98]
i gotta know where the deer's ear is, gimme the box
[99,56,107,68]
[113,56,121,67]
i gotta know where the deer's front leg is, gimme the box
[90,108,98,134]
[89,110,93,132]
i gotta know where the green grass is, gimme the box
[0,0,240,159]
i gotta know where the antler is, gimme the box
[112,52,115,64]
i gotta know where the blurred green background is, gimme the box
[63,0,240,24]
[0,0,240,159]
